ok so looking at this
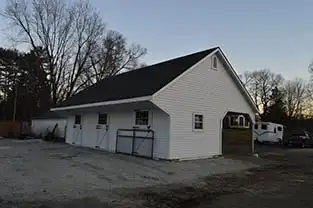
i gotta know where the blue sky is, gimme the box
[0,0,312,80]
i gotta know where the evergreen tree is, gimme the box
[262,87,288,124]
[0,47,51,120]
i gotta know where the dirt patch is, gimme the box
[128,164,280,208]
[124,148,313,208]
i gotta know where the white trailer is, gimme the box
[254,122,284,143]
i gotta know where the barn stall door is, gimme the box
[72,114,83,145]
[116,129,155,159]
[95,113,109,149]
[222,112,253,155]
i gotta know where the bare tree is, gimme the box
[2,0,104,103]
[241,69,284,113]
[1,0,146,104]
[239,71,253,87]
[240,71,260,108]
[79,30,147,90]
[284,78,307,118]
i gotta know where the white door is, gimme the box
[95,113,109,150]
[72,114,83,145]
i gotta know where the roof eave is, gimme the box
[51,95,153,111]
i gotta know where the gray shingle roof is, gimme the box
[58,47,218,107]
[32,111,65,120]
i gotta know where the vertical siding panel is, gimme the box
[66,116,74,144]
[81,112,98,147]
[151,108,170,159]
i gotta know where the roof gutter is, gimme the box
[50,96,153,111]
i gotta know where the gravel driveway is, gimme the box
[0,139,260,207]
[131,145,313,208]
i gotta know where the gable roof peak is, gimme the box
[56,46,218,108]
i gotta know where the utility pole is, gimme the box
[13,82,17,122]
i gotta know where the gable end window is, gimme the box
[193,114,203,130]
[135,110,149,126]
[212,56,218,69]
[261,124,267,130]
[98,113,107,125]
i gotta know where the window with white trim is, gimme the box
[193,114,203,130]
[212,56,218,69]
[98,113,107,125]
[135,110,149,126]
[74,115,81,124]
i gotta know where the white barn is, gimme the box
[51,47,258,160]
[31,111,67,138]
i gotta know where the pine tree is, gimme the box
[262,87,288,124]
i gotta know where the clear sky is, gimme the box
[0,0,312,80]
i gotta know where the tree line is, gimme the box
[0,0,311,125]
[240,69,313,124]
[0,0,146,121]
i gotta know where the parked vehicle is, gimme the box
[283,130,313,148]
[253,122,284,143]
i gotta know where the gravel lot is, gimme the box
[130,145,313,208]
[0,139,261,207]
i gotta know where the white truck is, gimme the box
[254,122,284,143]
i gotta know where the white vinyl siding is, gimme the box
[64,103,170,159]
[153,52,255,160]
